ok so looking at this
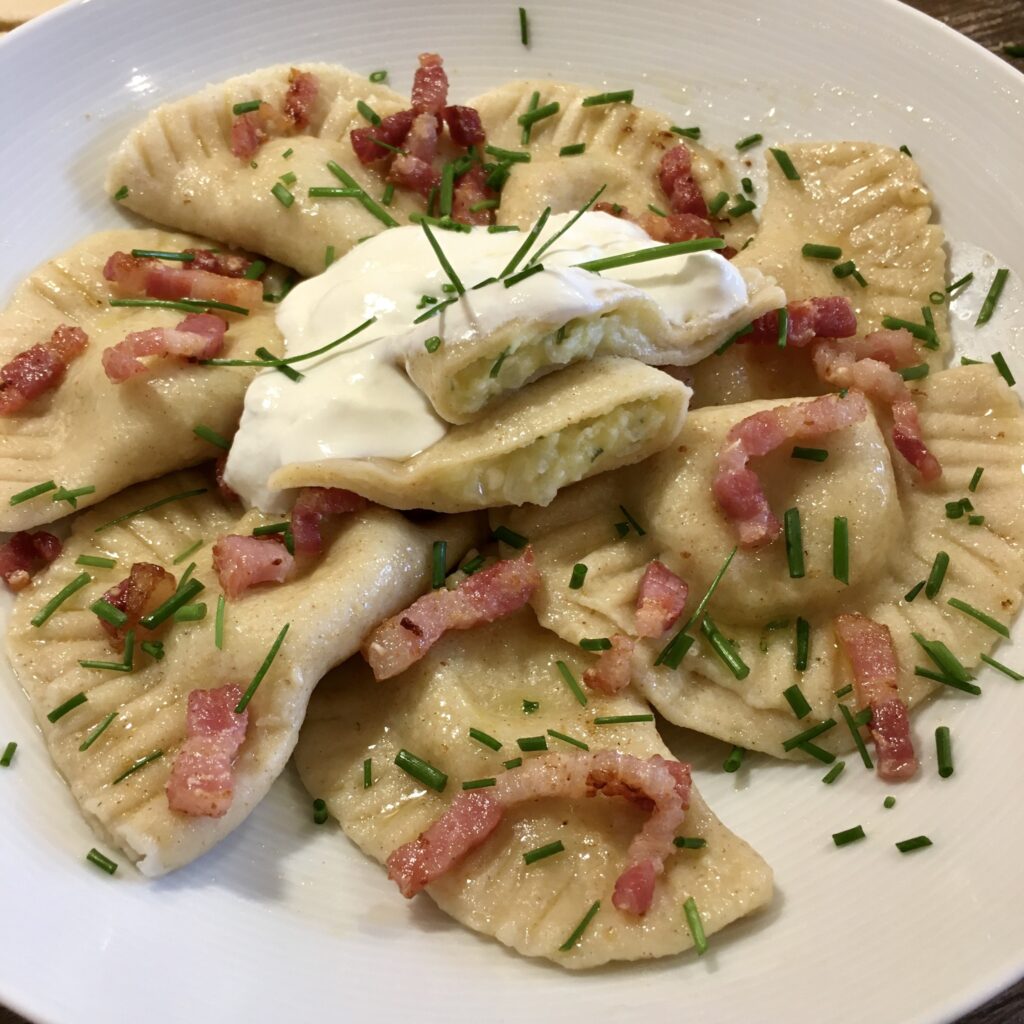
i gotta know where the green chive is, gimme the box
[832,825,866,847]
[708,191,729,216]
[111,295,251,316]
[914,666,981,696]
[0,741,16,767]
[518,101,560,131]
[356,99,380,125]
[232,99,262,115]
[521,840,563,865]
[86,849,118,875]
[976,268,1009,326]
[113,749,163,784]
[172,539,204,566]
[580,638,612,651]
[880,316,937,347]
[520,90,540,144]
[884,795,896,809]
[833,260,857,279]
[517,735,548,752]
[993,351,1016,386]
[727,199,757,218]
[618,504,646,537]
[419,221,465,295]
[527,186,606,267]
[896,835,932,853]
[278,172,297,187]
[499,206,551,278]
[312,798,329,825]
[912,632,972,684]
[522,699,539,714]
[683,897,708,955]
[791,447,829,463]
[325,161,399,228]
[945,501,965,520]
[137,578,203,630]
[822,760,846,784]
[205,317,376,371]
[648,203,668,217]
[924,552,949,599]
[701,617,749,679]
[395,749,448,792]
[559,900,601,952]
[947,597,1009,638]
[555,660,587,707]
[947,272,974,295]
[581,90,634,107]
[797,740,836,764]
[832,516,849,584]
[547,728,589,751]
[234,623,289,713]
[90,599,127,628]
[518,5,529,45]
[802,243,842,260]
[736,133,763,151]
[484,143,531,164]
[468,199,500,213]
[770,147,801,179]
[899,363,930,381]
[673,836,707,849]
[576,237,725,275]
[980,653,1023,680]
[503,757,523,770]
[308,187,363,198]
[968,467,984,493]
[899,144,913,156]
[50,484,95,509]
[569,563,588,589]
[438,162,456,219]
[271,182,295,207]
[559,143,586,156]
[369,69,388,83]
[258,346,302,381]
[613,522,630,539]
[839,703,873,769]
[741,178,754,195]
[113,185,129,201]
[94,487,207,533]
[460,555,485,576]
[469,727,502,751]
[929,290,945,304]
[835,684,853,698]
[363,757,373,788]
[462,777,497,790]
[593,714,654,725]
[784,508,804,579]
[1004,43,1024,57]
[722,746,745,772]
[904,581,925,602]
[783,684,811,719]
[193,424,230,450]
[782,718,837,752]
[715,322,753,355]
[671,126,701,139]
[173,602,207,622]
[935,725,954,777]
[31,572,91,627]
[504,263,545,288]
[431,540,447,590]
[492,525,528,549]
[140,641,164,661]
[10,480,57,505]
[281,148,294,160]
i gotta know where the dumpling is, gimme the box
[6,470,480,875]
[0,229,281,531]
[493,366,1024,759]
[294,607,773,968]
[259,358,691,512]
[107,65,425,277]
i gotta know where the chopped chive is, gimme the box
[10,480,57,505]
[523,840,565,865]
[727,199,757,218]
[312,798,329,825]
[257,346,302,381]
[468,726,503,751]
[86,848,118,875]
[468,199,500,213]
[648,203,668,217]
[111,295,251,316]
[981,653,1023,680]
[884,795,896,809]
[581,90,634,107]
[0,741,16,766]
[802,243,842,260]
[518,5,529,45]
[113,749,163,784]
[462,777,497,790]
[559,143,586,156]
[488,225,520,233]
[968,466,984,492]
[683,897,708,955]
[701,616,749,679]
[832,516,849,584]
[504,263,545,288]
[708,191,730,216]
[968,515,987,527]
[593,714,654,725]
[835,684,853,698]
[325,160,399,227]
[173,602,207,622]
[50,484,95,509]
[576,237,725,275]
[252,522,290,537]
[270,181,295,207]
[1004,43,1024,57]
[781,718,837,752]
[492,525,528,549]
[31,572,91,627]
[420,222,465,295]
[976,268,1009,326]
[783,684,811,719]
[929,291,945,305]
[90,599,127,628]
[527,186,606,267]
[517,735,548,752]
[431,540,447,590]
[499,206,551,278]
[722,746,745,773]
[460,554,485,576]
[394,749,447,792]
[671,126,701,139]
[278,171,297,187]
[358,756,374,789]
[791,447,828,462]
[580,638,612,651]
[439,162,455,218]
[555,660,588,707]
[832,825,866,847]
[715,322,753,355]
[369,69,388,83]
[380,182,395,208]
[945,501,964,520]
[281,148,294,160]
[137,578,203,630]
[522,699,540,714]
[484,143,532,164]
[93,487,207,533]
[784,508,804,579]
[741,178,754,195]
[172,539,204,565]
[993,351,1015,387]
[232,99,262,115]
[899,363,930,381]
[946,597,1009,638]
[674,836,707,849]
[356,99,380,125]
[899,144,913,156]
[503,757,523,770]
[736,133,763,151]
[518,101,560,131]
[559,900,601,952]
[113,185,129,201]
[520,90,540,144]
[798,740,837,764]
[547,728,589,751]
[206,317,376,372]
[935,725,954,777]
[769,147,801,179]
[193,424,230,450]
[822,760,846,784]
[880,316,937,348]
[569,563,588,589]
[839,703,873,769]
[904,581,925,602]
[911,632,972,684]
[308,187,363,198]
[947,272,974,295]
[914,666,981,696]
[140,641,164,661]
[896,835,932,853]
[234,623,289,713]
[618,504,646,537]
[613,522,630,539]
[833,260,857,279]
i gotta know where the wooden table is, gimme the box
[1,1,1022,1022]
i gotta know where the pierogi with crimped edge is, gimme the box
[6,469,481,875]
[493,366,1024,758]
[106,65,430,278]
[266,358,690,512]
[294,608,772,968]
[0,229,282,531]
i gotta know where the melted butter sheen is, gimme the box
[225,211,748,511]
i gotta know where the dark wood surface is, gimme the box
[1,1,1022,1022]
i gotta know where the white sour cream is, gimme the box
[225,211,749,510]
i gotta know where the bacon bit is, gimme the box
[103,251,263,309]
[230,107,274,160]
[411,52,448,115]
[657,145,709,219]
[713,391,870,546]
[182,249,254,278]
[363,548,540,680]
[282,68,319,130]
[582,634,635,694]
[290,486,368,557]
[387,112,441,196]
[443,105,485,147]
[0,325,88,416]
[386,751,690,915]
[0,531,61,591]
[350,108,415,165]
[845,328,919,368]
[212,534,295,600]
[834,613,918,781]
[102,313,227,382]
[743,297,858,347]
[166,684,248,818]
[451,165,496,225]
[595,201,727,253]
[100,562,177,650]
[635,560,688,639]
[215,455,240,503]
[813,343,942,481]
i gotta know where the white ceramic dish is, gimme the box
[1,1,1022,1022]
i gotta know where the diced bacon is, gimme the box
[102,313,228,382]
[386,751,691,915]
[635,560,688,638]
[350,108,415,164]
[743,297,858,347]
[215,455,240,503]
[212,534,295,600]
[657,145,709,218]
[100,561,177,650]
[290,486,368,557]
[363,548,540,680]
[0,531,61,591]
[451,165,496,225]
[813,342,942,481]
[713,391,870,546]
[231,108,271,159]
[582,634,635,694]
[845,328,919,368]
[388,112,441,196]
[404,110,440,164]
[411,52,448,115]
[182,249,254,278]
[282,68,319,130]
[103,251,263,309]
[639,211,722,244]
[166,684,248,817]
[834,613,918,781]
[443,105,485,147]
[0,325,88,415]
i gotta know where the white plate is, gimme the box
[1,1,1023,1022]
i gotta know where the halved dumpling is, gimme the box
[106,65,426,277]
[493,366,1024,759]
[263,358,691,512]
[6,470,480,875]
[0,229,281,531]
[691,142,947,407]
[294,607,773,968]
